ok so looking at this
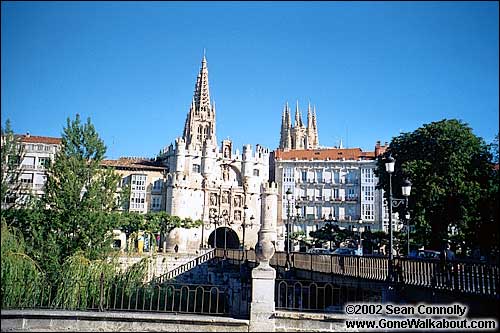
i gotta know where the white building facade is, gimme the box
[273,105,391,249]
[158,56,270,250]
[1,134,61,208]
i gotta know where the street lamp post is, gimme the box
[240,205,255,260]
[285,188,293,270]
[208,210,220,249]
[384,154,412,284]
[294,204,301,252]
[221,210,230,259]
[405,211,411,256]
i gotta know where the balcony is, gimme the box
[21,164,36,171]
[345,195,359,202]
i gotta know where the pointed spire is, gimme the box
[307,102,312,129]
[193,54,211,109]
[312,105,317,128]
[295,100,303,127]
[183,55,217,149]
[285,102,291,127]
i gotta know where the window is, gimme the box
[130,192,146,210]
[153,179,163,190]
[301,171,307,182]
[316,170,323,183]
[21,156,35,168]
[38,157,50,168]
[193,164,201,173]
[361,168,375,183]
[131,174,146,191]
[151,196,161,210]
[197,126,202,141]
[333,171,340,184]
[315,188,322,200]
[253,169,259,176]
[20,173,33,184]
[362,203,374,220]
[283,167,293,182]
[362,186,374,201]
[347,188,356,200]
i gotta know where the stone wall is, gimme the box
[1,310,249,332]
[274,311,359,332]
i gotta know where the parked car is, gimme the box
[333,247,357,256]
[409,249,441,260]
[307,248,333,255]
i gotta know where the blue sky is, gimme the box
[2,1,498,159]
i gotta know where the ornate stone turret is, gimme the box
[182,55,217,151]
[278,101,320,150]
[294,100,303,128]
[255,182,278,265]
[279,103,292,150]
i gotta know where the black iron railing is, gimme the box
[275,279,382,312]
[216,249,500,297]
[2,277,246,317]
[154,249,216,284]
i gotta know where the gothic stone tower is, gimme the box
[182,55,217,151]
[160,56,271,252]
[279,101,319,150]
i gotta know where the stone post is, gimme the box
[249,182,278,332]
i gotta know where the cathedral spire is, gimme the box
[312,105,317,130]
[182,55,216,149]
[193,54,211,110]
[285,102,291,127]
[295,100,303,127]
[307,102,312,129]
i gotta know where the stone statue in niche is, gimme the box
[210,193,218,206]
[222,165,230,181]
[234,210,241,221]
[221,191,229,204]
[234,196,241,207]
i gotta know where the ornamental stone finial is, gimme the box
[255,182,278,266]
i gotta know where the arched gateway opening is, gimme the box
[208,227,240,249]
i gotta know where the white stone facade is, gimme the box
[101,157,168,213]
[159,56,271,250]
[273,143,390,250]
[2,134,61,208]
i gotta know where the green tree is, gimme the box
[375,119,495,254]
[309,224,354,249]
[41,115,122,262]
[1,219,45,308]
[476,134,499,261]
[1,119,24,209]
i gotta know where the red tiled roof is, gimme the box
[16,134,61,145]
[101,157,166,171]
[275,148,376,161]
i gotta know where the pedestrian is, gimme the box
[445,243,455,261]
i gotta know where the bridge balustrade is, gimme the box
[213,250,499,297]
